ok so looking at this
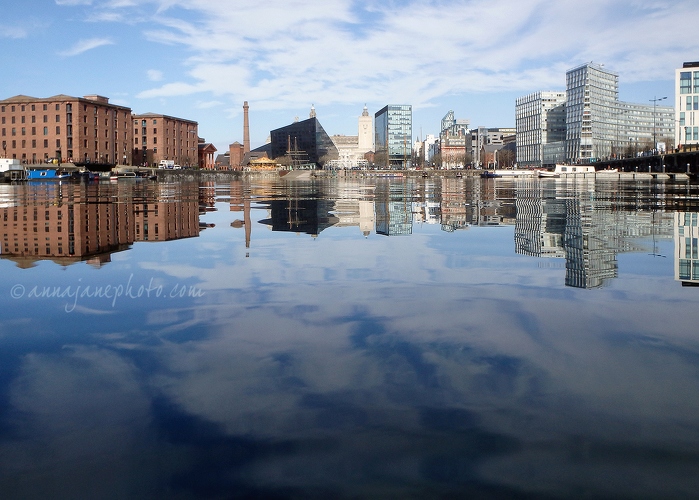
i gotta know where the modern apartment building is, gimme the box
[132,113,198,167]
[565,63,619,162]
[515,91,566,167]
[565,63,674,163]
[0,94,133,166]
[375,105,412,169]
[676,62,699,149]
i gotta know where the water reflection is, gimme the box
[0,181,199,267]
[1,176,699,497]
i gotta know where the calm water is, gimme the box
[1,175,698,498]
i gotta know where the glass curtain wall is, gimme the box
[375,105,412,169]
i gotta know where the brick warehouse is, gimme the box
[0,94,199,168]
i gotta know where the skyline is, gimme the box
[2,0,697,153]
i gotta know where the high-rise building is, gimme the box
[0,94,133,166]
[676,62,699,149]
[515,91,566,167]
[564,62,674,163]
[565,63,619,162]
[374,105,412,169]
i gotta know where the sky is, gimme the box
[1,0,697,153]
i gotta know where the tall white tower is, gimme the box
[358,105,373,153]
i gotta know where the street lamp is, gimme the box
[649,96,667,153]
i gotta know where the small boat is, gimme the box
[71,170,98,182]
[481,171,501,178]
[553,164,596,175]
[27,168,71,180]
[110,171,138,181]
[481,169,536,178]
[538,170,559,178]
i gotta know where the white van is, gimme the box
[159,160,175,169]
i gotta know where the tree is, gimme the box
[498,149,515,168]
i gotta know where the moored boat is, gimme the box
[26,168,71,180]
[553,164,596,175]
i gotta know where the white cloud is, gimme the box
[58,37,114,57]
[120,0,696,106]
[196,100,225,109]
[0,25,27,39]
[146,69,163,81]
[55,0,93,5]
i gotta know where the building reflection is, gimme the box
[5,176,690,288]
[514,179,674,288]
[674,212,699,286]
[0,181,199,267]
[375,182,412,236]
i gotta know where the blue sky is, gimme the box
[1,0,697,152]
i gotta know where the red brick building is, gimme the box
[0,94,133,166]
[132,113,199,168]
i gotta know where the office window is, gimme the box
[55,104,60,111]
[680,71,692,94]
[43,115,47,123]
[153,137,157,144]
[21,127,25,136]
[43,104,47,111]
[43,127,48,135]
[44,139,48,148]
[56,139,60,147]
[31,116,35,123]
[31,127,36,135]
[695,96,699,110]
[687,96,692,111]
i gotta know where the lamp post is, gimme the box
[649,96,667,153]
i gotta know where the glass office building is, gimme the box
[375,105,412,169]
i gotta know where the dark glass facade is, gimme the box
[269,117,338,168]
